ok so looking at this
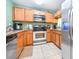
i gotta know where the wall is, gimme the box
[6,0,13,27]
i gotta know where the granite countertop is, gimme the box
[6,30,25,37]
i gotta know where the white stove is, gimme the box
[33,31,46,45]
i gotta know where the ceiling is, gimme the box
[12,0,65,14]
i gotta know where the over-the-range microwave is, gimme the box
[34,14,45,22]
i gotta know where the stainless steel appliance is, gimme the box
[6,34,17,59]
[13,22,22,30]
[61,0,73,59]
[33,23,46,31]
[34,14,45,22]
[33,31,46,45]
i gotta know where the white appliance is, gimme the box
[33,31,46,45]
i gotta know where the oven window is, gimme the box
[35,33,45,38]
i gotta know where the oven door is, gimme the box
[33,31,46,41]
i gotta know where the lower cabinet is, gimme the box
[16,30,33,58]
[47,29,51,42]
[24,30,33,46]
[51,31,56,43]
[51,30,61,48]
[17,31,24,58]
[55,33,60,48]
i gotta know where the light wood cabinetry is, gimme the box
[51,30,61,48]
[17,31,24,58]
[55,33,60,47]
[24,30,33,46]
[47,29,51,42]
[13,7,58,23]
[54,10,61,18]
[45,12,54,23]
[47,30,61,48]
[13,8,24,21]
[33,10,45,15]
[25,9,33,21]
[16,30,33,58]
[53,18,58,23]
[51,30,56,43]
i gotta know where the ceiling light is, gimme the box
[33,0,46,5]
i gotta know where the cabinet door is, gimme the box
[51,31,55,43]
[59,35,61,48]
[53,18,58,23]
[47,32,51,42]
[17,32,24,58]
[34,10,45,15]
[26,33,33,45]
[45,12,54,23]
[24,31,27,46]
[14,8,24,21]
[24,30,33,46]
[55,34,60,47]
[25,9,33,21]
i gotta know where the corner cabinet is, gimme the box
[51,30,61,48]
[13,8,25,21]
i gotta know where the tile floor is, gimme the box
[19,43,62,59]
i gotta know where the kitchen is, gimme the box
[6,0,72,59]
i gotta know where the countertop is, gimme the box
[6,29,61,36]
[6,30,25,37]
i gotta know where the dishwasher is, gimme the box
[6,34,17,59]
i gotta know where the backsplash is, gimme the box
[22,22,33,30]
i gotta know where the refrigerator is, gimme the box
[61,0,73,59]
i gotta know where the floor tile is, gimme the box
[19,43,62,59]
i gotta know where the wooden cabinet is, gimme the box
[53,18,58,23]
[13,8,24,21]
[51,30,56,43]
[17,31,24,58]
[24,30,33,46]
[51,30,61,48]
[60,35,62,47]
[25,9,33,21]
[13,8,33,22]
[33,10,45,15]
[47,29,51,42]
[45,12,54,23]
[13,7,58,23]
[55,33,60,48]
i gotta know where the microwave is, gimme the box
[34,14,45,22]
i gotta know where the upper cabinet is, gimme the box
[25,9,33,21]
[13,7,58,23]
[13,8,25,21]
[54,10,61,18]
[33,10,45,15]
[45,12,54,23]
